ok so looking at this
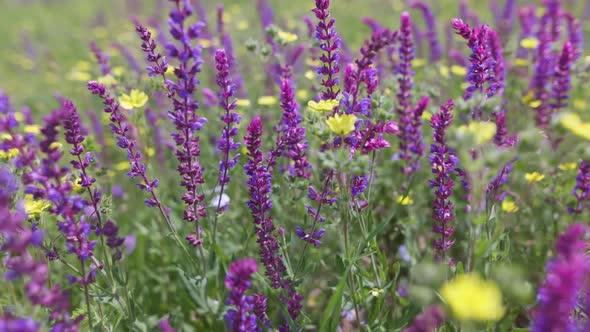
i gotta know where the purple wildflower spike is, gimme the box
[313,0,341,100]
[550,41,574,115]
[531,224,590,332]
[224,258,261,332]
[570,160,590,214]
[89,41,111,75]
[214,49,241,211]
[404,305,446,332]
[451,19,500,101]
[563,12,583,61]
[410,2,441,62]
[515,6,536,61]
[429,99,457,261]
[530,9,555,129]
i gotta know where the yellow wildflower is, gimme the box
[369,288,384,297]
[75,61,92,72]
[513,58,530,67]
[277,30,298,43]
[71,179,85,193]
[521,91,534,104]
[304,70,316,81]
[439,65,450,78]
[166,65,176,75]
[146,147,155,157]
[24,125,41,135]
[237,21,249,31]
[115,161,129,171]
[396,195,414,205]
[440,273,505,321]
[460,82,469,90]
[198,38,211,48]
[24,195,51,218]
[326,114,357,136]
[296,90,308,100]
[13,113,24,123]
[67,70,91,82]
[112,66,125,77]
[49,142,63,151]
[308,99,339,113]
[456,122,497,146]
[558,162,577,171]
[520,37,539,50]
[411,58,426,68]
[0,148,20,160]
[535,7,546,18]
[525,172,545,183]
[119,89,148,110]
[257,96,278,106]
[1,133,13,141]
[574,99,586,110]
[97,74,117,86]
[528,100,542,108]
[236,99,252,107]
[450,65,467,76]
[501,199,518,213]
[560,113,590,140]
[422,112,432,121]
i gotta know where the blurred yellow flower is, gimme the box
[67,70,92,82]
[396,195,414,205]
[75,61,92,71]
[296,90,308,100]
[49,142,63,151]
[115,161,129,171]
[257,96,278,106]
[237,21,249,31]
[525,172,545,183]
[573,99,586,110]
[112,66,125,77]
[0,148,19,160]
[71,179,84,193]
[277,30,298,43]
[308,99,339,113]
[440,273,505,321]
[422,112,432,121]
[146,147,155,157]
[97,74,117,86]
[326,114,357,136]
[236,99,252,107]
[558,162,577,171]
[304,70,316,81]
[1,133,13,141]
[560,112,590,140]
[456,122,497,146]
[13,112,24,123]
[528,100,542,108]
[24,195,51,218]
[501,199,518,213]
[166,65,175,75]
[450,65,467,76]
[411,58,426,68]
[520,37,539,50]
[439,65,450,78]
[24,125,40,134]
[119,89,148,110]
[513,58,530,67]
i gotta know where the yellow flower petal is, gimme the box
[277,30,298,43]
[440,274,505,321]
[513,58,530,67]
[257,96,278,106]
[0,148,20,160]
[520,37,539,50]
[24,194,51,218]
[24,125,40,134]
[558,162,577,171]
[411,58,426,68]
[525,172,545,183]
[396,195,414,205]
[326,113,357,136]
[501,199,518,213]
[236,99,252,107]
[308,99,340,113]
[439,65,450,78]
[450,65,467,76]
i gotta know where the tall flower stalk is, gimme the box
[429,99,457,261]
[224,258,263,332]
[313,0,341,101]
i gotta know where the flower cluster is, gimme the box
[89,41,111,75]
[550,41,574,115]
[404,305,445,332]
[429,99,457,260]
[532,224,590,331]
[410,2,441,62]
[451,19,500,100]
[313,0,341,100]
[569,160,590,214]
[214,49,241,210]
[297,171,337,247]
[224,258,263,332]
[244,116,303,328]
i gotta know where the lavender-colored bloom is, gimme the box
[217,5,246,97]
[135,25,169,77]
[492,110,517,147]
[404,305,446,332]
[159,317,177,332]
[275,67,310,179]
[532,224,590,332]
[550,42,574,116]
[410,2,441,62]
[87,82,162,208]
[256,0,277,50]
[563,12,583,61]
[89,41,111,75]
[487,28,504,94]
[396,12,414,116]
[429,100,457,260]
[530,10,555,129]
[544,0,562,42]
[399,95,429,175]
[224,258,261,332]
[451,19,499,100]
[487,160,516,202]
[295,226,325,247]
[313,0,341,100]
[214,49,241,210]
[145,108,166,168]
[244,117,303,328]
[351,175,368,198]
[298,171,336,247]
[495,0,516,42]
[569,160,590,214]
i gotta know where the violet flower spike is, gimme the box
[429,99,457,261]
[224,258,261,332]
[313,0,341,100]
[550,41,574,115]
[89,41,111,75]
[531,224,590,332]
[409,2,441,62]
[569,160,590,214]
[530,11,555,129]
[214,49,241,210]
